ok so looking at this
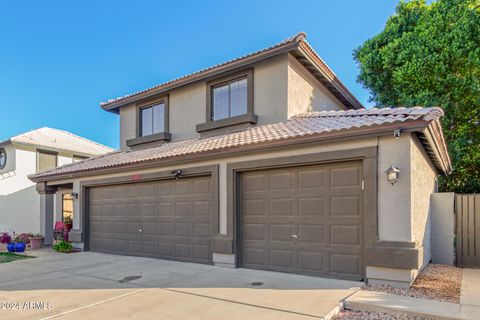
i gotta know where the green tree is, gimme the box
[354,0,480,193]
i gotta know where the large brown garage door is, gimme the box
[240,161,363,280]
[88,175,213,264]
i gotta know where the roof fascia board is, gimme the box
[296,43,363,109]
[30,120,429,183]
[0,139,12,147]
[423,124,451,175]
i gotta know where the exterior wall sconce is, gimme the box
[171,169,182,179]
[385,166,400,185]
[70,192,79,200]
[393,129,402,139]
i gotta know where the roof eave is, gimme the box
[0,139,12,147]
[293,42,364,110]
[420,122,452,175]
[29,120,430,183]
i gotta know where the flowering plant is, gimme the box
[0,232,12,244]
[15,233,30,244]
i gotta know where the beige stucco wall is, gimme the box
[118,53,348,149]
[50,134,430,243]
[254,54,289,125]
[377,133,437,269]
[169,81,206,140]
[119,103,136,150]
[377,135,413,242]
[410,135,437,268]
[287,54,344,117]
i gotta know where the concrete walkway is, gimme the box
[345,268,480,320]
[0,249,361,320]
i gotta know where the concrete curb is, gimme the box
[344,291,465,320]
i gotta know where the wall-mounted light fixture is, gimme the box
[385,166,400,185]
[393,129,402,139]
[171,169,182,180]
[70,192,79,200]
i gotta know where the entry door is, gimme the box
[240,161,363,280]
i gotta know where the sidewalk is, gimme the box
[344,268,480,320]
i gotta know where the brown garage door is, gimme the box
[88,175,213,264]
[240,161,363,280]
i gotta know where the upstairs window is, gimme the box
[141,102,165,137]
[212,77,248,121]
[37,150,57,173]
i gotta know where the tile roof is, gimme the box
[29,107,449,182]
[100,32,363,111]
[2,127,114,155]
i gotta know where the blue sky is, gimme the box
[0,0,398,149]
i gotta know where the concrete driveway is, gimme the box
[0,250,361,320]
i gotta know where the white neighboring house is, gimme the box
[0,127,114,235]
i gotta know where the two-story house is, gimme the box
[29,33,451,288]
[0,127,113,235]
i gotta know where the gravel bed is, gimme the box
[333,310,427,320]
[363,264,462,303]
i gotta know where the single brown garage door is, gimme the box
[240,161,363,280]
[88,175,213,264]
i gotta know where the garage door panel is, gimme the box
[243,199,266,216]
[174,181,192,194]
[298,251,326,272]
[330,167,361,187]
[269,249,295,268]
[88,175,213,264]
[330,225,361,246]
[158,241,173,255]
[194,201,210,216]
[193,244,210,260]
[242,174,267,192]
[243,248,266,266]
[157,223,173,235]
[330,254,361,275]
[193,178,211,194]
[175,243,193,258]
[269,198,294,216]
[241,161,363,280]
[174,201,194,216]
[298,224,326,244]
[269,172,294,190]
[270,224,294,242]
[243,224,266,240]
[158,202,173,216]
[330,196,360,216]
[298,170,326,189]
[174,223,193,236]
[298,197,324,216]
[193,223,210,237]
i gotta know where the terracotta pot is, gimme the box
[29,237,44,250]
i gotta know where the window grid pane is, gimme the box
[152,103,165,134]
[229,78,247,117]
[141,107,153,137]
[212,84,230,120]
[212,77,248,121]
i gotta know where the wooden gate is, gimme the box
[456,194,480,268]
